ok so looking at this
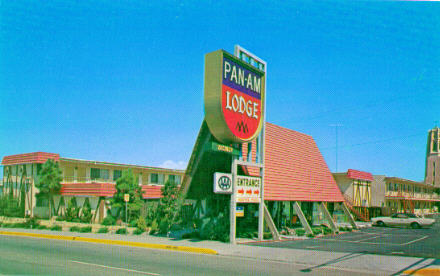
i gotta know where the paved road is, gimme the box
[0,236,370,276]
[249,217,440,259]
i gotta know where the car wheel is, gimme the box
[377,221,385,227]
[410,222,421,229]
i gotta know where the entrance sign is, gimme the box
[204,50,266,144]
[213,172,233,194]
[236,175,261,203]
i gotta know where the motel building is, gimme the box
[1,152,184,221]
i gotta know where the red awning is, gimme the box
[347,169,373,181]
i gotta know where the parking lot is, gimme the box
[249,215,440,258]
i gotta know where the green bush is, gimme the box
[323,227,332,235]
[37,225,47,230]
[346,227,353,232]
[101,216,116,226]
[69,226,81,232]
[149,220,159,235]
[79,226,92,233]
[306,233,315,238]
[50,225,62,231]
[97,227,109,233]
[116,228,127,235]
[136,217,147,231]
[0,195,23,217]
[11,223,26,228]
[71,218,81,223]
[133,228,144,235]
[66,198,79,222]
[295,228,305,236]
[129,220,138,227]
[338,226,347,232]
[312,227,322,235]
[263,232,273,239]
[55,216,65,221]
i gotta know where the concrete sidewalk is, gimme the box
[0,228,438,275]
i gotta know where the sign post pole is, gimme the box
[229,158,237,244]
[124,193,129,225]
[234,45,267,241]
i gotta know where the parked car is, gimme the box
[372,213,435,229]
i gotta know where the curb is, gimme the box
[0,231,218,255]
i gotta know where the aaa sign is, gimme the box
[204,50,265,144]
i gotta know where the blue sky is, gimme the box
[1,1,439,181]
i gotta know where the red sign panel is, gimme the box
[204,50,265,144]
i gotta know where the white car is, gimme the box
[372,213,435,229]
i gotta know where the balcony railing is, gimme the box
[61,176,168,186]
[62,176,116,184]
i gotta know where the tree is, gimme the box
[110,169,143,222]
[154,179,181,234]
[36,159,63,218]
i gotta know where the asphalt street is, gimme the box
[249,217,440,259]
[0,235,371,276]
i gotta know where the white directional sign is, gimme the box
[236,175,261,203]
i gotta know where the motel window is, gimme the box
[113,170,122,181]
[91,168,109,180]
[150,173,158,184]
[158,174,164,185]
[394,183,398,191]
[168,175,176,183]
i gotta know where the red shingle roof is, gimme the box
[2,152,60,165]
[262,123,344,202]
[347,169,373,181]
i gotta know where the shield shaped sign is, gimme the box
[204,50,265,144]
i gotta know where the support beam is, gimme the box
[263,203,281,241]
[293,201,313,235]
[318,202,338,233]
[340,202,358,229]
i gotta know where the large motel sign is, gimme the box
[204,45,268,244]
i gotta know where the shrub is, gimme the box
[136,217,147,231]
[37,225,47,230]
[71,218,81,223]
[97,227,109,233]
[25,217,39,229]
[312,227,322,235]
[70,226,81,232]
[339,226,347,232]
[346,227,353,232]
[295,229,305,236]
[79,226,92,233]
[55,216,65,221]
[50,225,62,231]
[323,227,332,235]
[263,232,272,239]
[129,220,138,228]
[116,228,127,235]
[306,233,315,238]
[133,228,144,235]
[149,220,159,235]
[102,216,116,226]
[11,223,25,228]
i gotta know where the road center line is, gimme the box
[70,260,160,275]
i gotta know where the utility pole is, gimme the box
[330,124,343,172]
